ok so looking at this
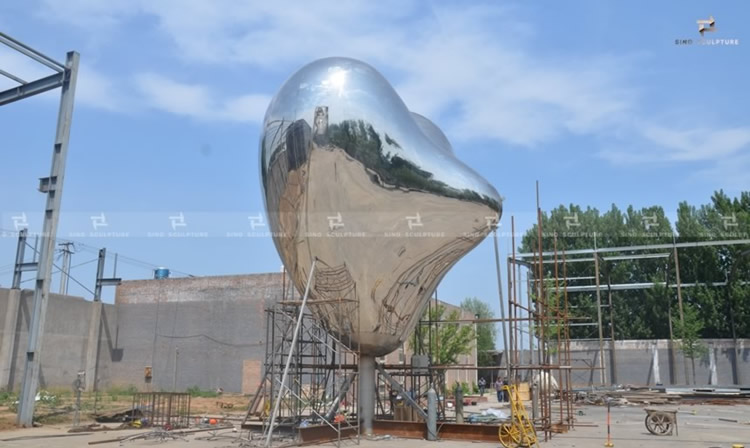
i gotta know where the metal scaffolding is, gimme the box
[504,182,750,442]
[510,228,750,390]
[0,32,79,427]
[242,265,361,447]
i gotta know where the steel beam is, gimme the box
[16,50,79,427]
[562,280,740,292]
[0,72,64,106]
[0,32,64,71]
[517,238,750,259]
[530,252,670,264]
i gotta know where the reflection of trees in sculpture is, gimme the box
[328,120,500,212]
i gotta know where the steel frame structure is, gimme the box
[0,32,79,427]
[510,235,750,390]
[504,183,750,442]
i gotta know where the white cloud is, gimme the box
[134,73,269,122]
[28,0,749,190]
[640,125,750,161]
[75,64,126,111]
[599,123,750,165]
[37,1,633,145]
[696,150,750,192]
[36,0,136,30]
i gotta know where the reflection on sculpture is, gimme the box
[260,57,502,357]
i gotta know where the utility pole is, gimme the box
[58,242,74,294]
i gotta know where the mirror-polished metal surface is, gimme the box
[260,57,502,356]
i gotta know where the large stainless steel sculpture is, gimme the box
[260,57,502,434]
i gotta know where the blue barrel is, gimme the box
[154,268,170,279]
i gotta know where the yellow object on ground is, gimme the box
[498,385,538,448]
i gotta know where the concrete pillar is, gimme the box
[708,343,717,386]
[652,342,661,385]
[0,289,21,389]
[83,301,102,392]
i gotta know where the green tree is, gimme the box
[460,297,496,366]
[673,303,708,384]
[410,304,475,365]
[518,191,750,340]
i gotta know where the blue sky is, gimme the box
[1,0,748,325]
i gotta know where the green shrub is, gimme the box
[107,385,138,401]
[186,386,219,398]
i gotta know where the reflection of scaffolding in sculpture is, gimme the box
[312,263,358,337]
[243,262,360,447]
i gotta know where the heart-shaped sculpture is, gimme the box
[260,57,502,357]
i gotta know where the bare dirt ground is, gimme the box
[0,394,749,447]
[0,391,250,430]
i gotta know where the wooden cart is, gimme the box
[644,408,678,436]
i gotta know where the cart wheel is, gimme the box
[645,412,672,436]
[499,423,521,447]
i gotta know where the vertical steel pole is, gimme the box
[12,228,28,289]
[593,247,605,385]
[58,242,73,295]
[493,230,510,381]
[607,276,617,385]
[94,248,106,301]
[17,51,79,427]
[673,244,689,384]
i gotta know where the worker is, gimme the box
[478,377,487,397]
[494,377,504,402]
